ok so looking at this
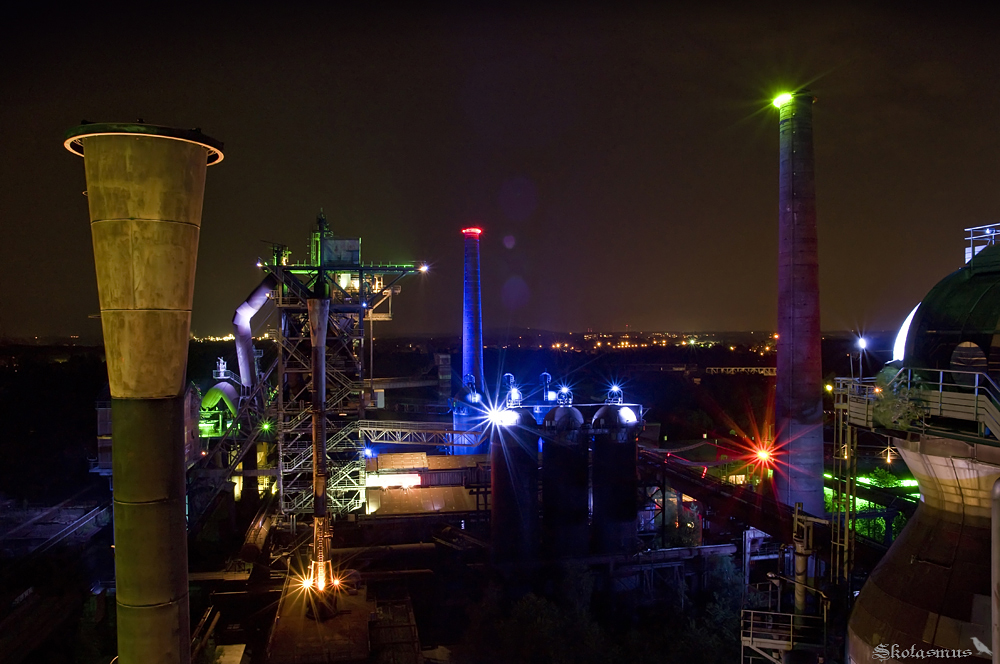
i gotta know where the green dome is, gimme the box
[906,242,1000,376]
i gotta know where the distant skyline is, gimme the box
[3,326,899,347]
[3,4,997,340]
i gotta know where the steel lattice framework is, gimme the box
[268,233,422,516]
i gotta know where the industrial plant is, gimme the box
[3,81,1000,664]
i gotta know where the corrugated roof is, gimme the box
[368,486,479,515]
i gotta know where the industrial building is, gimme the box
[20,91,994,664]
[53,122,737,664]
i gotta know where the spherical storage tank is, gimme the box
[591,405,639,555]
[490,408,539,565]
[541,406,588,558]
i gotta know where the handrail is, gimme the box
[847,366,1000,443]
[740,609,824,650]
[198,355,279,465]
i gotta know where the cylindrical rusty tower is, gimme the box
[64,122,223,664]
[490,409,539,566]
[541,406,589,558]
[773,91,824,517]
[462,227,484,393]
[591,405,639,555]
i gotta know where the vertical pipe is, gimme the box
[991,477,1000,663]
[307,296,330,576]
[64,123,223,664]
[794,544,808,614]
[462,227,484,392]
[774,91,824,517]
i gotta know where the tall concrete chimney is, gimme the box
[462,227,484,393]
[773,92,824,517]
[64,123,223,664]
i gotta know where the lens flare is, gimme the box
[487,408,520,427]
[773,92,793,108]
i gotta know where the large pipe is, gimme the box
[307,295,330,586]
[461,227,484,393]
[773,91,824,517]
[64,122,223,664]
[233,274,279,390]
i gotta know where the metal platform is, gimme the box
[267,575,376,664]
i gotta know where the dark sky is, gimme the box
[2,3,997,340]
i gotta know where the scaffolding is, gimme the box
[269,222,422,517]
[830,378,858,585]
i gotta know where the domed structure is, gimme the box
[543,404,585,431]
[848,243,1000,662]
[902,242,1000,376]
[592,404,639,432]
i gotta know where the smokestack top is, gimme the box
[461,227,483,237]
[773,89,814,109]
[64,122,225,165]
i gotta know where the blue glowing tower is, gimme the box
[452,227,486,454]
[462,227,485,392]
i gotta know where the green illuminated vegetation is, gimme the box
[772,92,793,108]
[825,468,915,544]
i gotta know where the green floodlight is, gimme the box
[773,92,793,108]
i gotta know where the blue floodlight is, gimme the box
[487,407,519,427]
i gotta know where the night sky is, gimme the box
[2,4,997,340]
